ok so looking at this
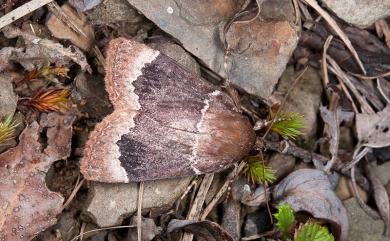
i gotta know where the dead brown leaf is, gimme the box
[46,3,95,51]
[272,169,349,241]
[356,104,390,148]
[0,113,75,241]
[2,26,91,72]
[167,219,235,241]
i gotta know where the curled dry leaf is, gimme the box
[167,219,234,241]
[0,113,75,241]
[46,3,95,51]
[366,165,390,236]
[272,169,349,241]
[2,26,91,72]
[356,104,390,148]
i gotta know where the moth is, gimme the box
[80,38,255,183]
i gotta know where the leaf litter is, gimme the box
[0,0,389,240]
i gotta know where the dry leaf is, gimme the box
[167,219,235,241]
[2,26,91,72]
[320,105,341,172]
[367,165,390,236]
[0,113,75,241]
[356,104,390,148]
[272,169,349,241]
[0,47,24,72]
[46,3,95,51]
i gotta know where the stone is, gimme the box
[268,153,296,181]
[87,0,147,36]
[0,73,17,118]
[128,216,161,241]
[243,208,272,237]
[321,0,390,28]
[148,39,200,75]
[126,0,299,99]
[344,198,388,241]
[335,175,368,202]
[370,161,390,186]
[83,177,191,227]
[275,66,323,148]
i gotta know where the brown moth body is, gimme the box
[80,38,256,183]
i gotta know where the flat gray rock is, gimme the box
[83,177,191,227]
[321,0,390,28]
[344,198,388,241]
[126,0,298,99]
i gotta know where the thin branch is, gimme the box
[201,162,246,220]
[301,0,366,74]
[321,35,333,100]
[181,174,214,241]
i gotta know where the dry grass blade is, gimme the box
[321,35,333,100]
[351,71,390,80]
[301,0,366,74]
[137,181,144,241]
[28,89,71,112]
[327,56,374,114]
[0,115,20,146]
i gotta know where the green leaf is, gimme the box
[270,112,304,139]
[244,156,276,184]
[0,114,20,146]
[274,203,295,240]
[294,222,335,241]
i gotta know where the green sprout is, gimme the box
[244,156,276,184]
[0,115,20,146]
[294,222,335,241]
[269,111,304,140]
[274,204,296,240]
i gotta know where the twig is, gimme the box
[301,0,366,74]
[137,181,144,241]
[327,56,374,114]
[78,222,86,241]
[71,225,136,241]
[201,162,246,220]
[175,177,199,212]
[377,78,390,103]
[323,93,340,173]
[321,35,333,100]
[351,165,381,219]
[264,140,370,191]
[342,146,370,171]
[61,176,84,211]
[291,0,301,25]
[180,174,214,241]
[47,2,87,38]
[351,71,390,80]
[0,0,53,30]
[262,66,308,139]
